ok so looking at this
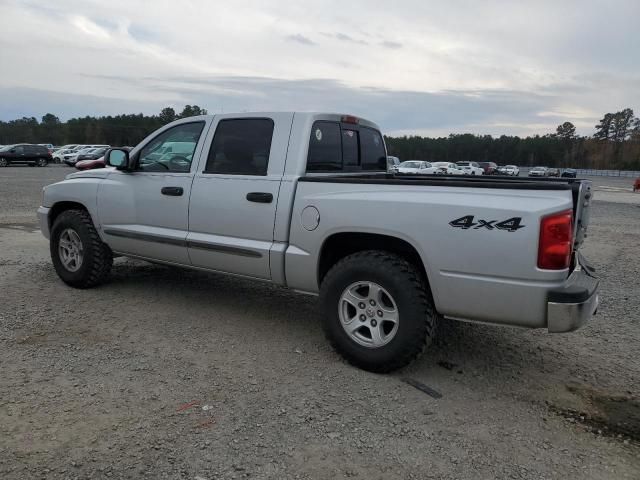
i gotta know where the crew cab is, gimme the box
[38,113,599,372]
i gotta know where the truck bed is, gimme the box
[300,172,580,191]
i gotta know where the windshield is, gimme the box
[0,145,15,152]
[432,162,449,167]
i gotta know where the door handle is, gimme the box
[246,192,273,203]
[161,186,183,196]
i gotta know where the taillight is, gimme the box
[538,209,573,270]
[341,115,359,124]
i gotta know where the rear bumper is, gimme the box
[547,253,599,333]
[38,206,50,239]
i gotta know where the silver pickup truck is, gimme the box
[38,113,599,372]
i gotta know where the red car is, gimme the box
[75,157,105,170]
[477,161,499,175]
[634,178,640,192]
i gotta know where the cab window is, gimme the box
[137,122,205,173]
[204,118,274,175]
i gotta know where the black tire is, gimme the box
[36,157,48,167]
[0,157,7,167]
[319,251,438,373]
[50,209,113,288]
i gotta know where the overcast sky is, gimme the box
[0,0,638,136]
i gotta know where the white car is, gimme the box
[498,165,520,176]
[396,160,438,175]
[432,162,465,175]
[528,166,549,177]
[53,149,78,163]
[456,161,484,175]
[63,148,98,166]
[387,156,400,172]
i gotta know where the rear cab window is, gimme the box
[306,120,386,173]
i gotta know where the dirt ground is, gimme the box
[1,166,639,479]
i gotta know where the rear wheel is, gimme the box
[50,209,113,288]
[36,157,48,167]
[320,251,438,373]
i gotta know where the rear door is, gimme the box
[187,113,293,279]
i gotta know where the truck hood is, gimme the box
[66,167,115,180]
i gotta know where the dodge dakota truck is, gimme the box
[38,113,599,372]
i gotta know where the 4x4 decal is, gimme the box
[449,215,525,232]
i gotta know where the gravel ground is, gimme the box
[1,165,639,479]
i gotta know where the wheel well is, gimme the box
[48,201,88,229]
[318,232,428,286]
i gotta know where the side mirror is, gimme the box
[105,148,130,170]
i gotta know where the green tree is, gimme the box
[611,108,636,142]
[179,105,208,118]
[593,113,614,141]
[159,107,177,124]
[555,121,576,140]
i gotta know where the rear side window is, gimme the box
[205,118,274,175]
[342,129,359,168]
[360,127,386,170]
[307,121,386,172]
[307,121,342,171]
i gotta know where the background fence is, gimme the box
[520,167,640,178]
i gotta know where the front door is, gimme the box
[97,120,209,265]
[187,113,292,279]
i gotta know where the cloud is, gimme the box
[0,0,638,136]
[380,40,402,49]
[285,33,315,46]
[0,76,568,137]
[321,32,368,45]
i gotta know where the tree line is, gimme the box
[0,105,207,148]
[385,109,640,170]
[1,105,638,170]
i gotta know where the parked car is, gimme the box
[38,143,55,154]
[396,160,438,175]
[633,178,640,192]
[456,161,484,175]
[0,144,52,167]
[75,147,109,162]
[548,168,560,177]
[63,148,98,167]
[477,162,499,175]
[75,147,131,171]
[53,149,77,164]
[38,112,598,373]
[56,144,83,152]
[431,162,465,175]
[75,157,106,171]
[387,156,400,173]
[528,166,549,177]
[561,168,577,178]
[497,165,520,176]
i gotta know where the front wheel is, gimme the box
[50,209,113,288]
[0,157,7,167]
[320,251,438,372]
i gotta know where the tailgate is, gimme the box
[572,180,593,250]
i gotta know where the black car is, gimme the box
[0,144,52,167]
[561,168,577,178]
